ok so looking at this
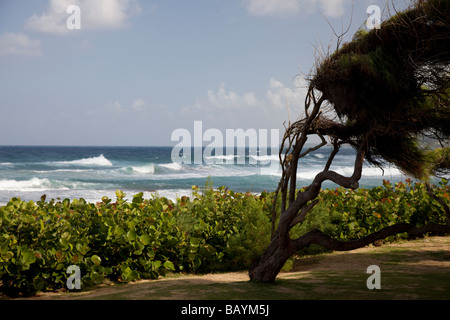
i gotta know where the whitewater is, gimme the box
[0,145,411,205]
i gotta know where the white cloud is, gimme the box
[207,83,258,109]
[0,32,42,57]
[267,78,305,110]
[131,98,146,111]
[244,0,351,17]
[105,100,123,113]
[187,83,259,113]
[101,98,153,116]
[244,0,300,17]
[82,0,141,30]
[24,0,141,35]
[182,78,308,129]
[315,0,349,18]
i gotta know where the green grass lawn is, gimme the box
[15,235,449,300]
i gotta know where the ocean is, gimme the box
[0,145,412,205]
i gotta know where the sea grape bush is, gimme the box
[291,179,450,243]
[0,179,448,297]
[0,185,273,297]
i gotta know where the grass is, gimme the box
[8,235,450,300]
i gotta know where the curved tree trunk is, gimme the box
[249,0,450,284]
[249,138,366,282]
[249,222,450,283]
[248,136,450,283]
[249,234,294,283]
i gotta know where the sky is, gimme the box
[0,0,411,146]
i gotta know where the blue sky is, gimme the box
[0,0,409,146]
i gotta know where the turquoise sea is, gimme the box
[0,145,411,205]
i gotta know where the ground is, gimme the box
[7,236,450,300]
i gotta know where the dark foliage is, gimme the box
[311,0,450,179]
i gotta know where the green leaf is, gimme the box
[188,253,196,261]
[281,259,294,272]
[164,260,175,271]
[22,251,36,264]
[55,263,65,270]
[127,230,137,242]
[139,234,151,245]
[1,251,14,261]
[127,220,137,230]
[33,277,46,291]
[121,267,139,282]
[91,255,102,266]
[114,226,125,237]
[62,198,71,208]
[132,192,144,204]
[151,260,161,270]
[190,237,201,246]
[102,196,111,204]
[60,238,70,248]
[76,243,89,255]
[115,190,126,200]
[90,271,104,284]
[146,249,155,259]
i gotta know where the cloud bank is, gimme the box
[0,32,42,57]
[180,77,308,130]
[244,0,351,17]
[24,0,141,35]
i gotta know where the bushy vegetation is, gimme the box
[310,0,450,180]
[290,179,449,252]
[0,184,273,297]
[1,179,448,297]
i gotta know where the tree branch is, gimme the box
[289,199,320,229]
[294,223,450,252]
[303,136,367,198]
[275,136,368,241]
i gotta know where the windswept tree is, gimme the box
[249,0,450,283]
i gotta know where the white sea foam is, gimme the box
[0,177,53,191]
[159,163,183,171]
[53,154,113,166]
[335,165,404,177]
[204,155,238,161]
[294,165,405,181]
[127,163,184,175]
[0,177,103,192]
[35,169,94,173]
[131,164,155,174]
[250,154,280,162]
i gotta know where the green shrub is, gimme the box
[0,179,448,297]
[291,178,449,249]
[0,184,272,297]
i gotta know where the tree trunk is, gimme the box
[249,222,450,283]
[249,233,294,283]
[250,143,366,283]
